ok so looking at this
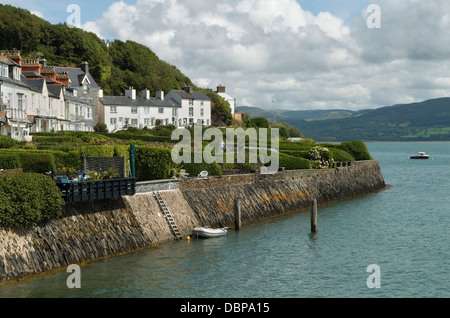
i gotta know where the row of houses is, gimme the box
[0,49,237,141]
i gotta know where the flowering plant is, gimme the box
[308,146,334,169]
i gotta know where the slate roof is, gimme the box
[21,77,45,92]
[100,96,181,108]
[171,90,210,100]
[54,67,99,90]
[47,85,63,98]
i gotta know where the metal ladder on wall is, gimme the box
[153,191,183,240]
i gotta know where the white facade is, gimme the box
[100,87,211,133]
[216,85,236,115]
[165,87,211,127]
[100,89,181,133]
[0,57,32,140]
[0,52,95,140]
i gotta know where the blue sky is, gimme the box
[2,1,450,112]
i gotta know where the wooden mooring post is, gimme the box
[234,198,241,231]
[310,198,318,233]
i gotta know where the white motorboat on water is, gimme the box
[192,226,229,238]
[410,152,430,159]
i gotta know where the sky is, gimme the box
[2,0,450,111]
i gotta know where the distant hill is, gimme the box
[238,97,450,141]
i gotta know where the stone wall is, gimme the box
[0,160,385,282]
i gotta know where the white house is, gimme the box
[0,56,32,140]
[216,84,236,115]
[99,88,181,133]
[165,86,211,127]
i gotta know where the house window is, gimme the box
[189,107,194,117]
[131,119,138,126]
[144,118,150,127]
[110,118,117,125]
[201,100,204,106]
[189,99,194,106]
[172,108,178,117]
[189,118,194,125]
[131,107,138,114]
[200,108,204,117]
[158,108,164,114]
[86,108,91,119]
[144,107,150,114]
[110,106,117,113]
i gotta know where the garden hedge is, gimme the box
[135,146,177,181]
[338,141,372,161]
[0,153,21,170]
[0,173,64,228]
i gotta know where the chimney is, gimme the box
[80,61,89,74]
[125,87,136,100]
[56,71,70,87]
[156,90,164,101]
[182,86,193,94]
[217,85,226,93]
[7,50,22,67]
[99,89,103,98]
[142,89,150,99]
[39,58,47,67]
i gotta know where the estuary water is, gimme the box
[0,142,449,298]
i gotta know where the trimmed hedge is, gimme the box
[17,153,56,173]
[0,153,21,170]
[135,146,177,181]
[0,173,64,228]
[0,136,18,149]
[278,153,311,170]
[338,141,372,161]
[329,148,355,162]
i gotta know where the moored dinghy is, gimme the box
[192,226,229,238]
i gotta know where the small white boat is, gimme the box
[410,152,430,160]
[192,226,229,238]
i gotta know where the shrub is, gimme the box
[329,148,355,162]
[278,153,311,170]
[338,141,372,161]
[0,136,18,149]
[0,154,21,170]
[135,146,177,181]
[0,173,64,228]
[182,152,223,177]
[17,153,56,173]
[308,146,334,169]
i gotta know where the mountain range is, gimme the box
[237,97,450,141]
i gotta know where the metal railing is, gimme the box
[56,177,137,203]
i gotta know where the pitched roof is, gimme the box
[100,96,180,108]
[54,67,99,90]
[171,90,210,100]
[21,78,45,92]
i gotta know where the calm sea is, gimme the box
[0,142,449,299]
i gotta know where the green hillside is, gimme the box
[0,4,193,96]
[238,97,450,141]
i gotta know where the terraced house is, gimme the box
[0,50,96,141]
[100,86,211,132]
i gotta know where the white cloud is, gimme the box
[79,0,450,112]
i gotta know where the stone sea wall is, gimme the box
[0,160,385,282]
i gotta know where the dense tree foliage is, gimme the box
[0,4,193,96]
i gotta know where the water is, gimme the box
[0,142,449,298]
